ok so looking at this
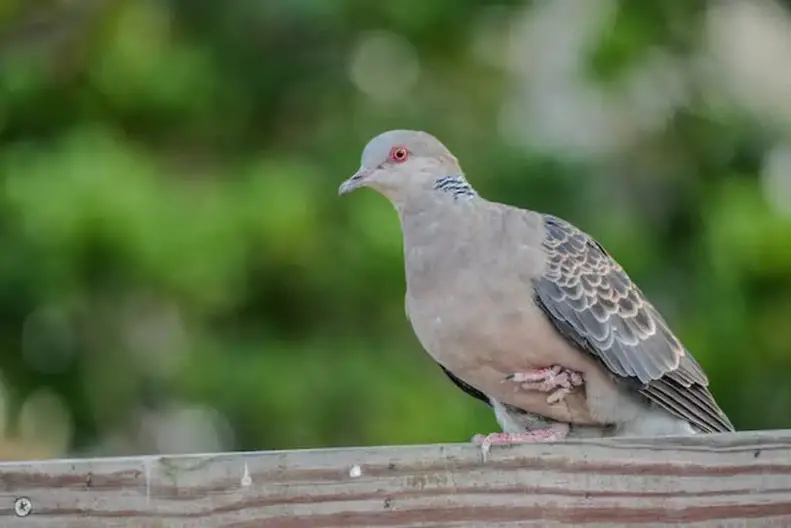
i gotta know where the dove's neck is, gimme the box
[432,175,477,199]
[393,175,476,212]
[396,178,486,293]
[395,175,480,229]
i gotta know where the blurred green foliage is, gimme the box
[0,0,789,458]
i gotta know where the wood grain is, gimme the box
[0,430,790,527]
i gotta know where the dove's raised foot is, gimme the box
[472,425,569,461]
[505,365,584,404]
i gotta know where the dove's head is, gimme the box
[339,130,463,202]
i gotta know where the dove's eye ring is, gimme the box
[390,146,409,163]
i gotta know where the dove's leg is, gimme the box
[505,365,584,404]
[472,423,569,460]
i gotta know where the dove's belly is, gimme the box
[406,285,628,425]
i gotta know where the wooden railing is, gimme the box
[1,429,790,526]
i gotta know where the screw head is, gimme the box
[14,497,31,517]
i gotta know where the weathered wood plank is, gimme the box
[0,430,790,527]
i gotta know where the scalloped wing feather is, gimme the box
[533,215,734,433]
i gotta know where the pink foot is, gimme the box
[472,425,569,460]
[505,365,584,404]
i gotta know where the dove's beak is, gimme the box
[338,168,373,196]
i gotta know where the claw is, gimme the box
[471,426,569,461]
[505,366,584,404]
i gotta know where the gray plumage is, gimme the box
[339,129,733,441]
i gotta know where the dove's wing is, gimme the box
[532,215,733,433]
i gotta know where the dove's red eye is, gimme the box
[390,146,409,163]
